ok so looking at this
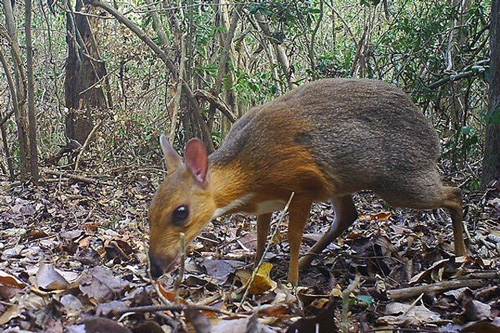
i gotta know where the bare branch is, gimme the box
[85,0,214,151]
[194,89,236,123]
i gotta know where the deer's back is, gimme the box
[211,79,440,195]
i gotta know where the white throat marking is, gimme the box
[212,193,254,219]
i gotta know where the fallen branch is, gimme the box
[460,270,500,280]
[387,279,485,301]
[45,170,112,185]
[110,304,234,317]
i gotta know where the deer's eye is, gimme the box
[172,205,189,226]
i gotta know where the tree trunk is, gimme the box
[0,103,14,179]
[481,0,500,187]
[25,0,39,183]
[2,0,30,180]
[254,10,296,91]
[213,1,241,138]
[65,0,110,145]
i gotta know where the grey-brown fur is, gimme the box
[211,78,443,208]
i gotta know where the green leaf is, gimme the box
[461,126,474,135]
[357,295,375,305]
[197,65,218,75]
[360,0,380,6]
[471,65,486,74]
[141,15,152,29]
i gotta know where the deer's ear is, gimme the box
[185,138,209,185]
[160,135,183,172]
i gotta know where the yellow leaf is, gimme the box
[238,263,277,295]
[330,284,343,298]
[360,212,392,221]
[373,212,392,221]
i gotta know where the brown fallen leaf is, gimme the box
[285,301,336,333]
[377,302,441,326]
[104,239,133,262]
[78,266,130,303]
[464,300,492,321]
[67,317,132,333]
[155,280,186,304]
[36,261,70,291]
[132,321,165,333]
[95,300,129,316]
[257,304,291,317]
[296,287,330,311]
[0,285,22,300]
[0,269,26,288]
[84,222,101,232]
[0,305,21,326]
[359,211,392,221]
[43,318,65,333]
[238,232,258,250]
[201,259,245,284]
[60,294,84,318]
[409,257,463,284]
[186,308,211,333]
[462,318,500,333]
[23,229,49,241]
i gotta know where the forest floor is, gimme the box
[0,166,499,332]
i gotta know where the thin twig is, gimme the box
[74,119,103,171]
[237,192,295,312]
[109,240,131,261]
[323,1,357,45]
[402,293,424,316]
[77,65,119,95]
[174,232,186,303]
[342,274,361,333]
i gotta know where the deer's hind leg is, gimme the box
[299,195,358,270]
[377,170,466,256]
[439,187,466,255]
